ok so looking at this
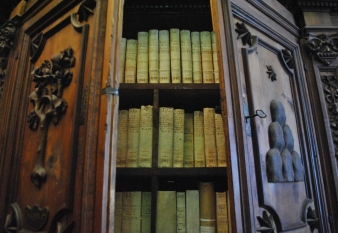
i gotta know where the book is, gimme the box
[122,191,142,233]
[215,114,227,167]
[149,29,159,83]
[138,105,153,168]
[137,32,149,83]
[199,182,216,233]
[117,110,128,167]
[200,31,214,83]
[156,191,176,233]
[125,39,138,83]
[181,30,193,83]
[159,30,170,83]
[158,107,174,167]
[126,108,140,167]
[119,38,127,83]
[211,31,220,83]
[170,28,181,83]
[194,111,205,167]
[114,192,123,233]
[216,192,229,233]
[191,32,203,83]
[186,190,200,233]
[173,109,185,167]
[204,108,217,167]
[177,192,186,233]
[184,113,194,167]
[141,192,151,233]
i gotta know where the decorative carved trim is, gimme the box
[256,210,276,233]
[49,208,75,233]
[25,205,49,231]
[266,65,277,82]
[281,49,293,69]
[30,32,46,63]
[4,203,23,232]
[77,0,97,22]
[305,32,338,66]
[28,47,75,188]
[235,22,253,46]
[301,198,319,232]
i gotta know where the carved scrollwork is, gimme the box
[28,47,75,188]
[235,22,253,46]
[4,203,23,233]
[281,49,294,69]
[30,32,46,63]
[305,32,338,66]
[301,198,319,232]
[256,210,276,233]
[266,65,277,82]
[77,0,97,22]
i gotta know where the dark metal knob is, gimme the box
[245,109,267,122]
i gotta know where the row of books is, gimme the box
[114,182,229,233]
[117,106,227,168]
[119,29,219,84]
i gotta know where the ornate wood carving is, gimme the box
[30,32,47,63]
[28,47,75,188]
[4,203,23,232]
[266,65,277,82]
[281,49,294,69]
[256,210,276,233]
[77,0,97,22]
[235,22,253,46]
[305,32,338,66]
[301,198,319,232]
[25,205,49,231]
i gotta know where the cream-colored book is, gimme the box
[156,191,176,233]
[199,182,216,233]
[204,108,217,167]
[114,192,123,233]
[180,30,192,83]
[158,107,174,167]
[137,32,149,83]
[200,31,214,83]
[141,192,151,233]
[215,114,226,167]
[186,190,200,233]
[191,32,202,83]
[149,29,159,83]
[170,28,181,83]
[194,111,205,167]
[184,113,194,167]
[216,192,229,233]
[125,39,138,83]
[126,108,140,167]
[173,109,185,167]
[117,110,129,167]
[177,192,186,233]
[122,191,142,233]
[211,31,219,84]
[138,105,153,168]
[159,30,170,83]
[119,38,127,83]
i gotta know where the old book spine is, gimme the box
[156,191,177,233]
[117,110,129,167]
[194,111,205,167]
[170,28,181,83]
[126,108,140,167]
[177,192,187,233]
[211,32,219,83]
[191,32,202,83]
[119,38,127,83]
[159,30,170,83]
[216,192,229,233]
[184,113,194,167]
[138,105,153,168]
[215,114,226,167]
[173,109,185,167]
[204,108,217,167]
[114,192,123,233]
[200,31,214,83]
[122,191,142,233]
[181,30,192,83]
[137,32,149,83]
[186,190,200,233]
[158,107,174,167]
[125,39,138,83]
[199,182,216,233]
[141,192,151,233]
[149,29,159,83]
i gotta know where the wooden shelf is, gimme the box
[119,83,220,90]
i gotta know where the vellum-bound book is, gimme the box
[215,114,227,167]
[117,110,128,167]
[181,30,193,83]
[158,107,174,167]
[170,28,181,83]
[159,30,170,83]
[194,111,205,167]
[177,192,187,233]
[204,108,217,167]
[141,192,151,233]
[114,192,123,233]
[200,32,214,83]
[122,192,142,233]
[138,105,153,168]
[126,108,140,167]
[125,39,138,83]
[186,190,200,233]
[216,192,229,233]
[191,32,202,83]
[149,29,159,83]
[211,32,220,83]
[199,182,216,233]
[119,38,127,83]
[156,191,176,233]
[137,32,149,83]
[173,109,185,167]
[184,113,194,167]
